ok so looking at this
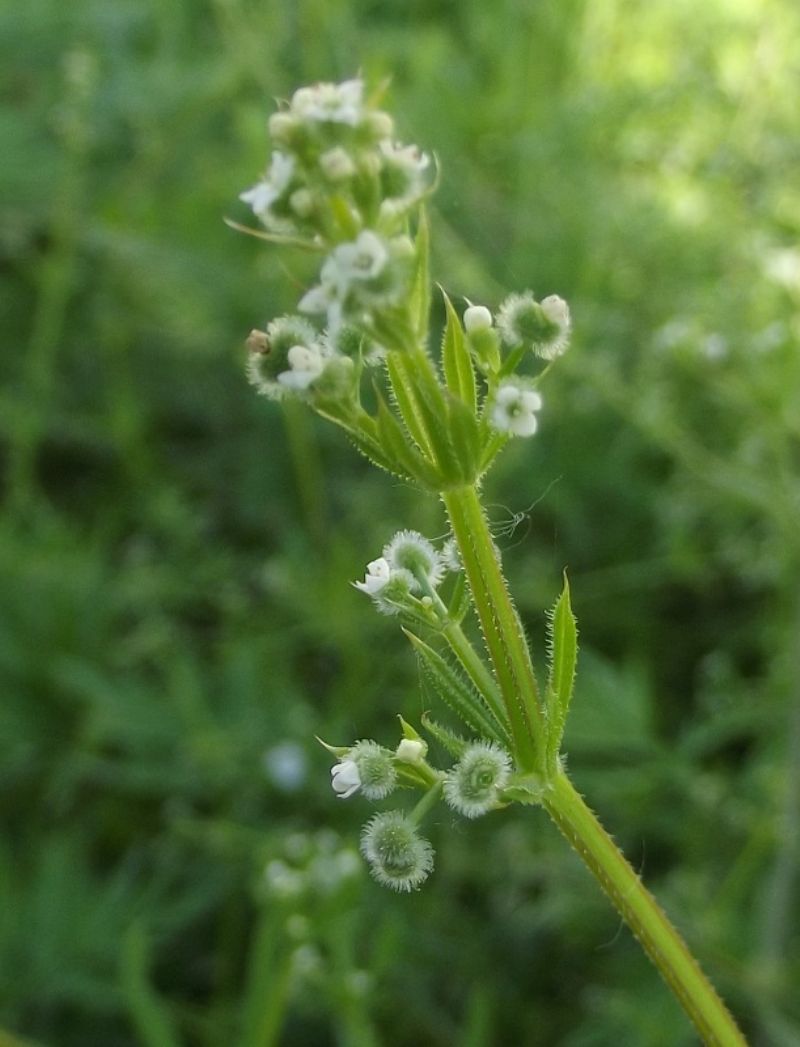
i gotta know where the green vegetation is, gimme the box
[2,1,799,1043]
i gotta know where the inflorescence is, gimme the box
[237,79,574,890]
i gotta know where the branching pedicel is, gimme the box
[235,79,747,1045]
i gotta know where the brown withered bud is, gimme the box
[246,329,270,355]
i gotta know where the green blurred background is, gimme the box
[2,0,799,1043]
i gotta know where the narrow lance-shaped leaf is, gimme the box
[421,712,468,759]
[447,572,470,624]
[440,289,477,411]
[545,571,578,763]
[403,629,511,746]
[410,208,432,342]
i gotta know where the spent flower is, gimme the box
[444,742,512,819]
[360,811,434,892]
[497,290,572,358]
[383,530,444,592]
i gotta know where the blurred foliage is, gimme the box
[1,0,799,1043]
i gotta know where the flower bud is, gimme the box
[320,146,356,181]
[268,111,299,143]
[365,110,394,139]
[395,738,427,764]
[464,305,492,333]
[290,188,316,218]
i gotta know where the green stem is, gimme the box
[545,770,747,1046]
[442,484,541,770]
[410,779,444,825]
[441,619,510,731]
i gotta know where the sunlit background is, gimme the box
[2,0,799,1043]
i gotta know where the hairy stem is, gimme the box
[442,484,542,771]
[545,770,747,1046]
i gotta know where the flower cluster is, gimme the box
[326,729,514,891]
[246,314,358,401]
[239,79,431,346]
[354,529,449,615]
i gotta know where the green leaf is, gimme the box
[121,924,181,1047]
[374,395,441,488]
[447,573,470,624]
[440,290,477,411]
[545,571,579,764]
[421,712,468,758]
[404,629,510,745]
[410,209,432,341]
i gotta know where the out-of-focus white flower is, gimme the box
[239,152,295,217]
[379,140,429,201]
[291,79,364,126]
[331,759,361,798]
[490,382,543,438]
[354,557,391,595]
[325,230,389,290]
[263,741,308,792]
[277,344,326,391]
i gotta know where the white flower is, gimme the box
[490,382,543,438]
[298,280,338,315]
[354,557,391,595]
[331,759,361,799]
[464,305,493,332]
[239,152,295,217]
[379,140,429,197]
[291,79,364,126]
[276,344,325,391]
[325,230,389,291]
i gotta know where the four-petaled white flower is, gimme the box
[331,759,361,799]
[491,383,543,438]
[277,344,325,391]
[354,557,391,595]
[291,79,364,126]
[325,230,389,290]
[239,152,295,218]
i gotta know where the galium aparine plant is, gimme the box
[233,78,747,1044]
